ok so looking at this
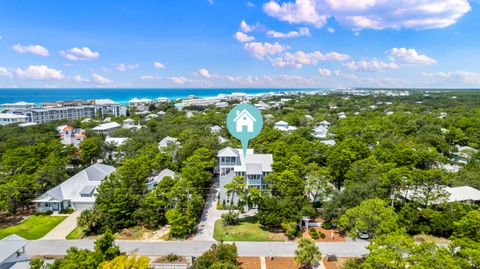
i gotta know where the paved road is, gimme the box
[192,178,224,241]
[25,240,369,257]
[41,211,81,240]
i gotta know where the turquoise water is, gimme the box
[0,88,329,105]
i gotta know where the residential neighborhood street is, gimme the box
[24,240,370,258]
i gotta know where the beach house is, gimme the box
[217,147,273,206]
[33,164,115,211]
[274,120,297,132]
[92,122,121,136]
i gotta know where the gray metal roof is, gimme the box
[79,185,96,196]
[0,236,28,264]
[33,164,115,203]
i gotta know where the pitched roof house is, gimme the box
[217,147,273,206]
[33,164,115,212]
[274,121,297,132]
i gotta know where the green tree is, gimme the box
[224,176,246,213]
[192,242,240,269]
[339,198,400,238]
[79,136,104,165]
[294,238,321,269]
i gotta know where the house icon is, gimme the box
[233,109,256,133]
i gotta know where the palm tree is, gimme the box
[294,238,321,269]
[225,176,246,213]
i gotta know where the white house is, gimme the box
[146,113,159,120]
[105,137,129,146]
[123,118,140,130]
[158,136,179,150]
[321,140,336,146]
[217,147,273,205]
[274,121,297,132]
[400,185,480,205]
[234,109,256,133]
[254,102,270,110]
[0,113,28,125]
[210,125,222,133]
[313,125,328,139]
[147,168,176,190]
[218,136,228,144]
[337,112,347,119]
[92,122,121,135]
[61,125,86,147]
[33,164,116,211]
[452,145,478,164]
[318,120,330,129]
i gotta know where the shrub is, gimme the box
[34,210,53,216]
[318,231,326,239]
[309,228,319,239]
[282,221,298,240]
[166,253,179,262]
[221,212,239,226]
[321,221,333,230]
[59,208,75,214]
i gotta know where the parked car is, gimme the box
[358,231,369,239]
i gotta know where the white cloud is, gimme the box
[266,27,310,38]
[12,44,50,56]
[387,48,436,65]
[72,75,89,82]
[263,0,327,28]
[239,20,266,33]
[195,68,215,79]
[318,68,332,77]
[92,73,113,84]
[244,42,289,59]
[344,60,398,72]
[327,27,335,33]
[154,62,165,69]
[247,1,255,7]
[140,75,162,80]
[15,65,65,80]
[422,71,480,85]
[271,50,350,68]
[263,0,471,30]
[169,76,189,84]
[223,74,315,87]
[115,63,140,72]
[61,47,100,61]
[234,32,255,42]
[207,0,214,4]
[0,67,13,78]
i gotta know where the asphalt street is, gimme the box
[24,240,369,257]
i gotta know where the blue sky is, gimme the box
[0,0,479,88]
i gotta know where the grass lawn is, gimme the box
[66,226,85,239]
[0,215,67,240]
[214,216,284,241]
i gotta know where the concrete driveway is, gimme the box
[193,178,225,241]
[41,210,81,240]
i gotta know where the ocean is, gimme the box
[0,88,328,105]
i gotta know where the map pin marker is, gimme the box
[226,103,263,156]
